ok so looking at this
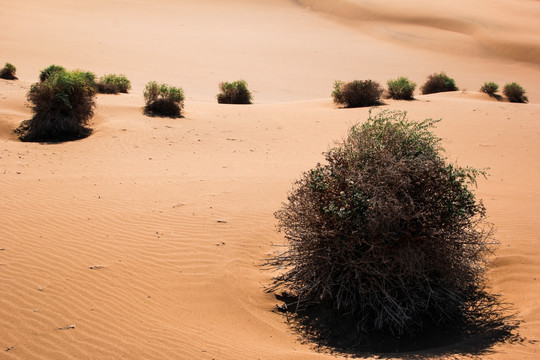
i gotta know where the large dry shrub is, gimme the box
[267,110,498,339]
[332,80,383,108]
[17,68,96,142]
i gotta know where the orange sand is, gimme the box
[1,0,540,359]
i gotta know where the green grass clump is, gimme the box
[97,74,131,94]
[420,72,458,95]
[387,76,416,100]
[0,63,17,80]
[216,80,253,104]
[143,81,185,117]
[332,80,383,108]
[480,82,499,96]
[503,82,528,103]
[267,109,502,344]
[17,67,96,142]
[39,64,66,82]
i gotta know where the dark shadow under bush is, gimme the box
[266,109,518,355]
[332,80,383,108]
[216,80,253,104]
[0,63,17,80]
[421,72,458,95]
[17,67,96,142]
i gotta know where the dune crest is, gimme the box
[295,0,540,65]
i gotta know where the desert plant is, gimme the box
[0,62,17,80]
[143,81,185,117]
[267,109,497,340]
[332,80,383,108]
[387,76,416,100]
[39,64,66,82]
[420,72,458,95]
[503,82,528,103]
[97,73,131,94]
[16,68,96,142]
[216,80,253,104]
[480,82,499,97]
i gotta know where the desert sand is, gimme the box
[1,0,540,359]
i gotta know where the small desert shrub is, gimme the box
[97,74,131,94]
[0,62,17,80]
[17,68,96,142]
[387,76,416,100]
[268,109,497,339]
[143,81,185,117]
[39,64,66,82]
[480,82,499,96]
[216,80,253,104]
[420,72,458,95]
[332,80,383,108]
[503,82,528,103]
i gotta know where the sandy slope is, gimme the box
[1,0,540,359]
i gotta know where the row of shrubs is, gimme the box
[332,72,529,108]
[11,64,253,141]
[5,62,530,142]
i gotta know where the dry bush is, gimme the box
[503,82,528,103]
[216,80,253,104]
[480,82,499,97]
[39,64,66,82]
[332,80,383,108]
[17,68,96,142]
[97,74,131,94]
[267,110,501,341]
[387,76,416,100]
[143,81,185,117]
[420,72,458,95]
[0,63,17,80]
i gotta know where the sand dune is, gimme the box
[1,0,540,359]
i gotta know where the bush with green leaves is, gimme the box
[143,81,185,117]
[97,74,131,94]
[332,80,383,108]
[387,76,416,100]
[0,62,17,80]
[39,64,66,82]
[267,110,497,340]
[420,72,458,95]
[17,68,96,142]
[480,82,499,97]
[216,80,253,104]
[503,82,528,103]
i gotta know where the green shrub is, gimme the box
[332,80,383,108]
[39,64,66,82]
[420,72,458,94]
[216,80,253,104]
[97,74,131,94]
[143,81,185,117]
[503,82,528,103]
[268,110,498,340]
[17,68,96,142]
[0,63,17,80]
[387,76,416,100]
[480,82,499,96]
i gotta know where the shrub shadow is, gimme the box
[274,292,521,359]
